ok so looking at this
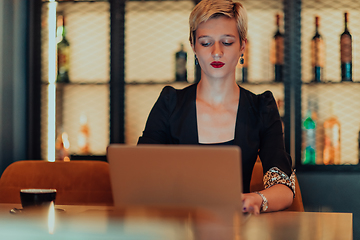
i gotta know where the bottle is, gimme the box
[270,14,284,82]
[323,102,341,165]
[78,114,90,155]
[311,16,324,82]
[56,13,70,83]
[303,101,316,164]
[358,129,360,164]
[242,39,249,83]
[55,131,70,161]
[340,12,352,82]
[175,44,187,82]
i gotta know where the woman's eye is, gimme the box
[223,42,234,46]
[201,42,211,47]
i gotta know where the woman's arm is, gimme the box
[243,91,294,214]
[242,184,293,215]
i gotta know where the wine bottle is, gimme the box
[56,13,70,83]
[323,102,341,165]
[358,129,360,164]
[340,12,352,82]
[303,101,316,164]
[270,14,284,82]
[311,16,324,82]
[242,39,249,83]
[175,44,187,82]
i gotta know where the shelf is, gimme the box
[237,81,284,85]
[297,164,360,173]
[302,81,359,85]
[70,154,107,161]
[41,82,109,85]
[125,81,191,85]
[40,81,287,86]
[43,1,108,3]
[124,81,285,86]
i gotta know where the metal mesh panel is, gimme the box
[240,0,284,83]
[124,0,286,144]
[56,2,110,83]
[41,1,110,159]
[62,84,110,155]
[302,84,360,165]
[125,1,195,83]
[301,0,360,165]
[302,0,360,83]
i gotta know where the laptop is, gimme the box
[107,144,243,210]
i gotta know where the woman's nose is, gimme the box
[212,42,223,59]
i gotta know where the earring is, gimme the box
[240,54,244,64]
[195,55,199,65]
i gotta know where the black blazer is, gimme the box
[138,83,292,193]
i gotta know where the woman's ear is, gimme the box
[240,38,247,54]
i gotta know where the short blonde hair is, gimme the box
[189,0,248,46]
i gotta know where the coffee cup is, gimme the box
[20,189,57,210]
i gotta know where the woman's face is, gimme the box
[193,16,245,80]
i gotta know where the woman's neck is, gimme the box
[197,75,239,106]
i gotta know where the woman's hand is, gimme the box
[242,192,263,215]
[242,185,294,215]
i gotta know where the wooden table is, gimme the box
[0,204,352,240]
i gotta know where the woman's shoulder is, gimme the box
[156,83,197,110]
[160,83,197,101]
[161,83,196,94]
[240,86,277,114]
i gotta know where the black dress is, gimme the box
[138,83,293,193]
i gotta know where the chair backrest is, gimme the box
[0,160,113,206]
[250,160,304,212]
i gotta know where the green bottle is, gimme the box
[303,105,316,164]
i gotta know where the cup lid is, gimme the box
[20,189,57,193]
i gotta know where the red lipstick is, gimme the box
[210,61,225,68]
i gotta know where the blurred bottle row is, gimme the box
[303,99,360,165]
[175,12,355,83]
[57,11,355,84]
[311,12,353,82]
[55,114,90,161]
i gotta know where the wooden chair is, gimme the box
[0,160,113,206]
[250,160,304,212]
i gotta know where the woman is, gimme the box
[138,0,294,215]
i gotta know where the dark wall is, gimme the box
[0,0,28,174]
[297,172,357,239]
